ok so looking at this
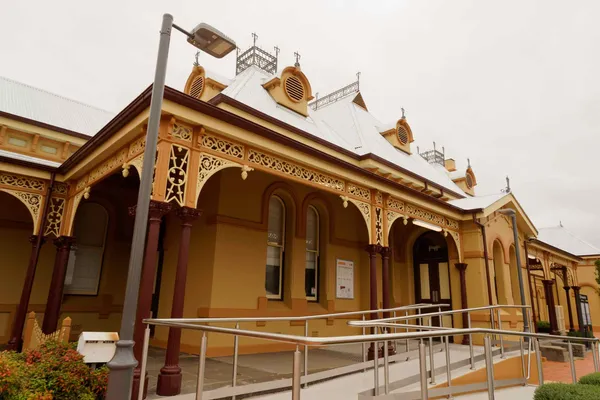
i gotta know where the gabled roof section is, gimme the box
[218,66,467,197]
[0,76,114,136]
[450,191,537,236]
[537,225,600,257]
[0,149,61,168]
[448,192,508,211]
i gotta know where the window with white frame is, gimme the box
[305,206,319,300]
[265,196,285,299]
[64,202,109,295]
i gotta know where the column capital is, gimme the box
[563,286,571,291]
[28,235,46,246]
[365,244,382,255]
[129,200,173,220]
[176,207,201,225]
[455,262,468,272]
[542,279,555,286]
[53,236,75,250]
[571,285,581,291]
[379,246,391,258]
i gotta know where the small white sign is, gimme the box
[77,332,119,364]
[336,259,354,299]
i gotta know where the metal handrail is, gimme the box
[139,304,600,400]
[354,304,535,371]
[362,304,532,324]
[148,302,450,324]
[143,319,599,345]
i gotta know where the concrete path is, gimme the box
[146,340,426,398]
[166,343,487,400]
[455,386,536,399]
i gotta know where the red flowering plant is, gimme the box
[0,341,107,399]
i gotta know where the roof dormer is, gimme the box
[184,65,228,102]
[262,65,314,116]
[452,163,477,196]
[379,115,414,154]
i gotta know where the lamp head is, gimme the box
[187,23,236,58]
[498,208,516,217]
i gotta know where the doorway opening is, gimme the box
[413,231,453,332]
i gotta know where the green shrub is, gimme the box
[0,341,107,399]
[537,320,552,334]
[579,372,600,386]
[534,383,600,399]
[568,330,595,339]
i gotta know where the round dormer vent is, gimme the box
[189,75,205,99]
[397,126,409,145]
[284,76,305,102]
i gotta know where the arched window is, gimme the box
[265,196,285,299]
[64,202,109,295]
[305,206,319,301]
[492,240,513,304]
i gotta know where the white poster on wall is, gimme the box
[336,259,354,299]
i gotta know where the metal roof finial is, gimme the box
[560,220,563,227]
[274,46,280,57]
[251,32,258,47]
[356,71,361,90]
[501,175,511,193]
[401,107,406,119]
[193,51,200,66]
[294,51,301,67]
[467,158,471,168]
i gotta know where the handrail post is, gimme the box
[304,320,309,388]
[405,310,410,352]
[232,322,240,400]
[489,309,495,346]
[292,345,302,400]
[419,307,424,346]
[534,338,544,385]
[568,340,576,383]
[429,317,436,384]
[594,342,600,372]
[362,314,367,372]
[374,336,380,396]
[384,339,390,394]
[519,336,525,382]
[497,309,505,359]
[137,326,151,400]
[195,332,207,400]
[484,335,495,400]
[419,342,429,400]
[467,312,475,369]
[445,335,452,399]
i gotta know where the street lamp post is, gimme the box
[106,14,234,399]
[499,208,530,333]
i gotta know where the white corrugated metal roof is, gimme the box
[0,76,115,136]
[537,226,600,257]
[220,66,467,196]
[0,148,61,167]
[448,192,508,210]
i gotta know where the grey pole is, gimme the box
[500,209,529,333]
[510,212,529,333]
[106,13,173,399]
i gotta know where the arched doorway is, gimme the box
[413,231,453,328]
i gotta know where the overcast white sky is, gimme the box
[2,0,599,246]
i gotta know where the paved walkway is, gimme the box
[167,342,487,400]
[543,350,597,383]
[146,343,377,399]
[455,386,537,399]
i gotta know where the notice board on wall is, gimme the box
[336,259,354,299]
